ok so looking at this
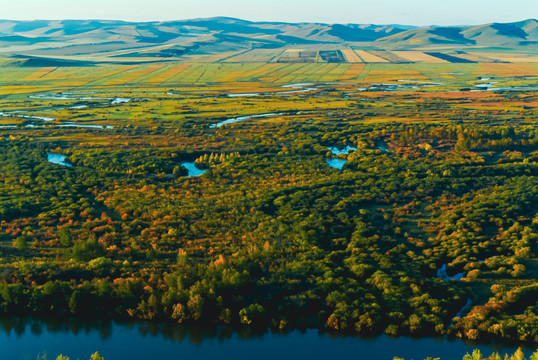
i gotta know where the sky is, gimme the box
[0,0,536,25]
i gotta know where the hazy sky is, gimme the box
[1,0,536,25]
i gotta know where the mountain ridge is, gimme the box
[376,18,538,48]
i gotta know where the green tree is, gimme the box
[239,303,267,325]
[14,235,29,250]
[90,352,105,360]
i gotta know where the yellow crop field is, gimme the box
[273,63,324,83]
[317,64,351,82]
[0,68,36,84]
[392,51,449,63]
[37,68,75,81]
[223,49,285,63]
[256,63,305,83]
[341,49,363,63]
[145,64,190,84]
[233,64,282,82]
[0,61,533,97]
[184,64,231,83]
[215,64,269,82]
[201,64,267,83]
[162,63,228,83]
[105,64,166,85]
[275,49,303,62]
[339,64,366,80]
[83,65,138,86]
[368,50,407,63]
[59,66,141,87]
[185,51,246,63]
[28,67,113,86]
[126,65,177,84]
[22,67,57,81]
[364,69,428,82]
[270,63,344,83]
[475,63,538,76]
[0,85,53,95]
[354,50,389,63]
[4,66,95,86]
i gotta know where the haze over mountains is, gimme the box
[0,17,536,64]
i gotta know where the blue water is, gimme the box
[210,113,283,128]
[0,316,534,360]
[437,264,466,281]
[325,146,357,170]
[181,162,206,177]
[47,153,72,167]
[326,146,357,155]
[326,158,348,170]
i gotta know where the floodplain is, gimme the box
[0,59,537,358]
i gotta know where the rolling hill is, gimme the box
[375,19,538,48]
[0,17,535,64]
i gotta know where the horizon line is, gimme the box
[0,16,536,28]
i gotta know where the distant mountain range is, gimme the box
[0,17,535,64]
[376,19,538,47]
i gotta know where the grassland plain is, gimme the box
[0,59,537,350]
